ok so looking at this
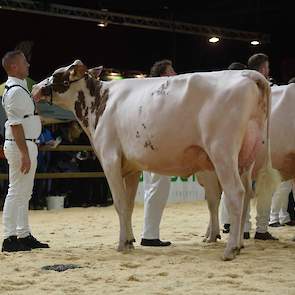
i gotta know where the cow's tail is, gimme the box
[247,71,281,204]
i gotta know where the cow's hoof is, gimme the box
[117,239,135,251]
[203,234,221,243]
[223,247,238,261]
[239,244,245,250]
[125,239,135,250]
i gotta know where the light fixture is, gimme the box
[123,71,147,79]
[251,40,260,45]
[97,19,108,27]
[209,36,220,43]
[102,68,123,81]
[134,74,146,78]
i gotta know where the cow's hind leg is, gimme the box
[209,151,245,260]
[197,171,222,242]
[239,163,254,249]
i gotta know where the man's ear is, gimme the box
[88,66,103,79]
[69,64,88,80]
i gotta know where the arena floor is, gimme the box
[0,200,294,295]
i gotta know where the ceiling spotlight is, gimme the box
[251,40,260,45]
[209,37,220,43]
[97,20,108,27]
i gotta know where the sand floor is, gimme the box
[0,200,295,295]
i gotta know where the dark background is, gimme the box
[0,0,294,84]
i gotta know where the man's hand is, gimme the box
[11,125,31,173]
[20,152,31,174]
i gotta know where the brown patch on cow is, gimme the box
[75,90,89,128]
[257,90,267,116]
[279,153,295,180]
[144,140,155,150]
[151,80,169,96]
[52,71,71,93]
[86,76,109,129]
[82,107,89,128]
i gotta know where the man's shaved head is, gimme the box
[2,50,24,72]
[1,50,29,79]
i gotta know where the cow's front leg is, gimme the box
[197,171,222,242]
[124,171,141,249]
[100,152,136,251]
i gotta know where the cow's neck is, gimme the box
[72,76,109,138]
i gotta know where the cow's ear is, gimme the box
[69,64,88,80]
[88,66,103,79]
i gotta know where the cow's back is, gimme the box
[269,84,295,179]
[101,70,265,175]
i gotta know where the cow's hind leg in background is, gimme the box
[97,142,139,251]
[197,171,222,242]
[239,162,255,248]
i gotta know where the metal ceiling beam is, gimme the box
[0,0,270,43]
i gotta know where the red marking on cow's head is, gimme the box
[88,66,103,80]
[75,90,89,128]
[32,60,88,108]
[32,60,108,131]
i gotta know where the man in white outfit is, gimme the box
[141,59,176,247]
[247,53,278,240]
[1,50,49,252]
[269,180,295,227]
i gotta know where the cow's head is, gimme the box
[32,60,103,109]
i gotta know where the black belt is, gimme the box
[23,113,38,118]
[5,138,38,143]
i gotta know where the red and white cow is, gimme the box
[32,60,278,260]
[256,83,295,179]
[200,84,295,244]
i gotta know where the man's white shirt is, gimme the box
[2,76,41,139]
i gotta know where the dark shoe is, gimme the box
[284,220,295,226]
[254,232,279,240]
[243,232,250,239]
[141,239,171,247]
[2,236,31,252]
[223,224,230,234]
[269,222,285,227]
[18,234,49,249]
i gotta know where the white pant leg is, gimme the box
[256,178,284,233]
[2,141,38,239]
[278,181,292,224]
[220,191,251,232]
[244,203,251,233]
[142,172,170,239]
[219,192,230,224]
[269,181,292,225]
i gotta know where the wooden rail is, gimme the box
[0,145,106,179]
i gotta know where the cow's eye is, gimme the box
[63,81,70,86]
